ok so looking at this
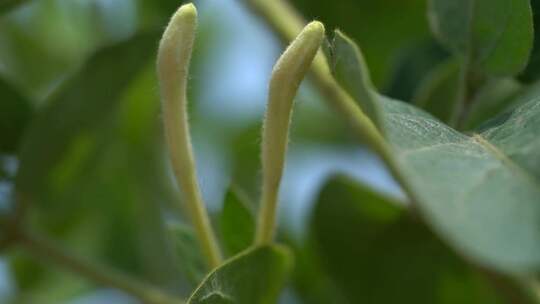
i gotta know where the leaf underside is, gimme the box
[330,30,540,275]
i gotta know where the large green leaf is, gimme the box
[329,31,540,275]
[310,176,533,303]
[380,93,540,274]
[188,245,291,304]
[219,187,255,257]
[428,0,533,76]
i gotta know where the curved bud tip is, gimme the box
[256,20,325,244]
[158,3,197,54]
[175,3,197,21]
[303,20,325,38]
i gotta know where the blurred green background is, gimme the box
[0,0,533,303]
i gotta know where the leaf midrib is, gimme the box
[387,110,539,190]
[472,133,540,189]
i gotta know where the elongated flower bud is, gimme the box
[256,21,325,244]
[157,3,222,268]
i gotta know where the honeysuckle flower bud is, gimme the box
[157,3,222,268]
[256,21,325,244]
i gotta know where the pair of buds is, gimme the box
[157,3,324,268]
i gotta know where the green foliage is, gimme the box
[292,0,429,86]
[428,0,533,76]
[0,78,31,153]
[461,78,522,129]
[1,0,540,303]
[167,223,206,286]
[187,246,291,304]
[384,39,449,101]
[219,187,255,257]
[7,32,182,300]
[329,30,540,275]
[310,176,532,303]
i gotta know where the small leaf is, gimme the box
[219,187,255,256]
[378,93,540,274]
[428,0,533,76]
[310,176,534,303]
[327,30,381,127]
[188,245,292,304]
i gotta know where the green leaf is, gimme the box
[327,31,381,127]
[413,59,523,128]
[15,33,157,202]
[413,59,461,123]
[384,39,449,102]
[428,0,533,76]
[292,0,429,85]
[380,93,540,274]
[188,245,291,304]
[219,187,255,257]
[10,32,184,294]
[310,176,533,303]
[329,31,540,275]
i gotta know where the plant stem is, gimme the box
[157,3,222,268]
[241,0,419,205]
[15,229,183,304]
